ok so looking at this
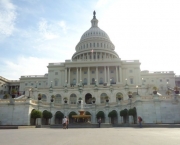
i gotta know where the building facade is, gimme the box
[0,12,180,125]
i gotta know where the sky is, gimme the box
[0,0,180,80]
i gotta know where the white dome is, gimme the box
[72,11,119,60]
[80,27,110,41]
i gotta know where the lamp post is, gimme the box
[49,81,53,93]
[28,88,31,99]
[136,85,139,95]
[50,98,54,125]
[142,78,144,85]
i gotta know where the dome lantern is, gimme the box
[91,11,98,27]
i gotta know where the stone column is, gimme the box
[119,66,122,83]
[76,68,79,85]
[104,66,106,83]
[88,67,90,85]
[107,66,110,84]
[65,68,67,83]
[80,67,82,81]
[96,67,98,85]
[116,66,118,83]
[68,68,70,85]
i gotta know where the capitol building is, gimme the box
[0,11,180,126]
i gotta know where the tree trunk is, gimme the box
[34,118,36,125]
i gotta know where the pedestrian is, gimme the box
[62,116,67,129]
[66,117,69,129]
[138,116,142,128]
[98,118,101,128]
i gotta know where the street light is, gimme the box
[28,88,31,99]
[142,78,144,85]
[125,78,127,85]
[49,81,53,93]
[136,85,139,95]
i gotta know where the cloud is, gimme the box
[38,18,59,40]
[58,20,68,34]
[0,0,16,40]
[1,56,55,80]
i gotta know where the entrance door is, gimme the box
[85,93,92,104]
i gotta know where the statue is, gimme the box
[93,10,96,19]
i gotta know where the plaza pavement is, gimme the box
[0,128,180,145]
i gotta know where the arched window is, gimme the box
[100,93,107,103]
[55,94,61,103]
[73,79,76,85]
[92,78,95,84]
[100,78,103,84]
[110,77,115,84]
[70,94,77,104]
[41,94,47,102]
[84,78,87,85]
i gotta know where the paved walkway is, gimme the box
[0,128,180,145]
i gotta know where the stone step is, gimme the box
[50,123,113,128]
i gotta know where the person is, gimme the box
[62,116,67,129]
[66,117,69,129]
[138,116,142,128]
[98,118,101,128]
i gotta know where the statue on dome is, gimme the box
[93,10,96,19]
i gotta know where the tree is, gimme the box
[108,110,117,118]
[85,111,91,115]
[96,111,105,119]
[120,109,128,123]
[3,94,9,99]
[55,111,64,124]
[128,108,137,123]
[31,110,42,125]
[69,111,77,119]
[43,110,53,125]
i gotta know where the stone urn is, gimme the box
[153,91,157,95]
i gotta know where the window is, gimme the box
[73,71,76,75]
[39,83,41,85]
[55,94,61,103]
[87,44,88,48]
[73,79,76,85]
[31,83,33,86]
[90,43,92,48]
[84,71,87,74]
[110,78,115,84]
[100,78,103,84]
[55,80,58,86]
[111,70,114,73]
[97,43,99,47]
[84,78,87,85]
[70,94,77,104]
[100,93,107,103]
[25,83,27,86]
[160,79,162,82]
[94,43,95,47]
[152,80,154,82]
[92,71,95,74]
[101,43,102,47]
[167,79,169,82]
[130,78,133,84]
[100,70,103,73]
[129,70,133,73]
[92,78,95,84]
[55,72,58,75]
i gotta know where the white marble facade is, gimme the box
[0,12,180,125]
